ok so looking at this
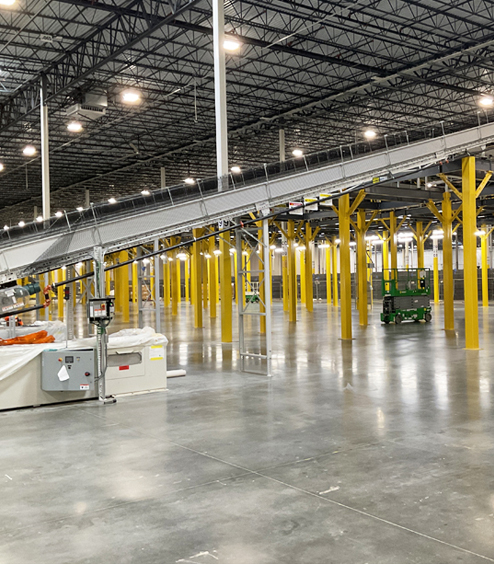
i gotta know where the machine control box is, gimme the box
[41,348,96,392]
[88,298,114,324]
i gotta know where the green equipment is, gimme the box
[381,268,432,324]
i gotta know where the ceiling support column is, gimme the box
[40,75,50,220]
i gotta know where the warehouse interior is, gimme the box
[1,1,494,563]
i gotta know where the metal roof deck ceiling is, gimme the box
[0,0,494,224]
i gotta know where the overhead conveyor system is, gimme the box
[1,122,494,282]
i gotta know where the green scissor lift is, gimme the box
[381,268,432,324]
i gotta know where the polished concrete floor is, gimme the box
[1,301,494,563]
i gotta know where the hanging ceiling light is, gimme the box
[231,166,241,174]
[0,163,4,172]
[0,0,16,6]
[23,145,36,157]
[479,95,493,107]
[184,177,195,185]
[364,129,377,139]
[177,252,188,261]
[36,216,43,223]
[141,189,150,196]
[3,225,9,231]
[108,197,117,204]
[18,220,25,227]
[224,38,241,52]
[292,149,303,158]
[76,206,84,212]
[121,88,141,105]
[67,121,83,133]
[55,211,63,218]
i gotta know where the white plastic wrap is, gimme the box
[0,320,67,342]
[0,326,167,382]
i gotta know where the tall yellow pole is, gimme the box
[305,224,313,312]
[219,231,232,342]
[117,251,130,323]
[176,256,181,306]
[190,250,196,306]
[185,258,189,303]
[282,255,289,311]
[288,220,297,322]
[325,243,331,304]
[339,195,352,339]
[462,156,479,349]
[258,227,266,333]
[163,259,171,307]
[234,251,239,305]
[389,211,398,271]
[209,237,217,318]
[202,248,208,311]
[442,193,454,330]
[300,250,306,305]
[357,210,368,326]
[132,259,138,304]
[332,237,338,307]
[382,231,389,272]
[416,221,425,269]
[192,229,203,328]
[433,240,439,304]
[171,255,178,316]
[481,225,489,307]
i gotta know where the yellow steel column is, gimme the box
[219,231,232,342]
[202,246,208,310]
[339,195,352,339]
[299,250,306,305]
[433,244,439,304]
[176,256,181,306]
[357,210,368,326]
[389,211,398,271]
[118,251,130,323]
[105,262,111,296]
[192,229,203,328]
[382,231,389,271]
[325,242,331,304]
[57,268,64,319]
[234,250,239,305]
[282,255,289,311]
[190,250,196,306]
[209,237,217,318]
[287,220,297,322]
[171,254,178,316]
[332,237,338,307]
[442,194,454,330]
[481,225,488,307]
[185,258,189,303]
[259,226,266,333]
[463,156,479,349]
[416,221,425,269]
[305,224,313,312]
[132,259,138,304]
[163,258,171,307]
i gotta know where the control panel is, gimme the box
[41,348,96,392]
[88,297,115,324]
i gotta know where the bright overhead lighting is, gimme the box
[121,88,141,104]
[204,253,212,259]
[23,145,36,157]
[292,149,303,158]
[0,0,16,6]
[141,189,150,196]
[36,216,43,223]
[55,211,63,218]
[475,230,486,236]
[223,39,241,51]
[319,243,330,249]
[67,121,83,133]
[349,241,357,247]
[242,250,248,256]
[479,95,493,107]
[142,258,150,265]
[364,129,377,140]
[0,163,4,172]
[213,249,222,256]
[3,225,9,231]
[275,247,284,253]
[177,252,188,261]
[76,206,84,212]
[160,255,166,261]
[335,238,341,244]
[231,166,241,174]
[18,220,25,227]
[108,197,117,204]
[184,177,195,185]
[229,248,236,254]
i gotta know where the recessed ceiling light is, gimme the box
[364,129,377,139]
[67,121,83,133]
[184,177,195,185]
[121,89,141,104]
[292,149,303,158]
[23,145,36,157]
[231,166,241,173]
[224,39,241,51]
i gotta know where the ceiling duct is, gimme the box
[66,92,108,120]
